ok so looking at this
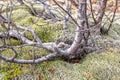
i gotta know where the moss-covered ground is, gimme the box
[0,3,120,80]
[0,47,120,80]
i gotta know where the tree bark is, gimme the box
[67,0,87,55]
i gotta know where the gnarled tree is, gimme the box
[0,0,118,64]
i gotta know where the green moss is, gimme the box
[10,8,63,42]
[31,20,63,42]
[1,2,120,80]
[1,45,120,80]
[1,46,49,59]
[12,9,30,21]
[2,48,117,80]
[9,39,22,46]
[11,9,37,26]
[0,63,22,80]
[0,39,21,46]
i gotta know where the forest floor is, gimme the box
[0,1,120,80]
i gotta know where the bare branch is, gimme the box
[52,0,80,28]
[95,0,107,28]
[0,52,59,64]
[89,0,96,23]
[106,0,118,33]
